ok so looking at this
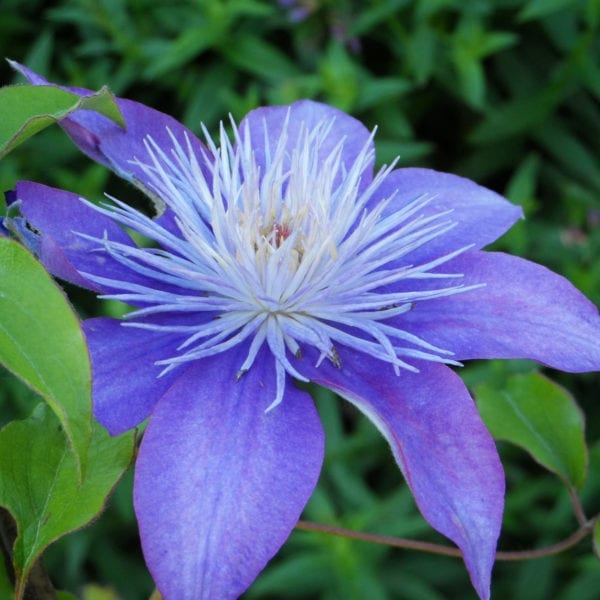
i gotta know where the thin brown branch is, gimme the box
[296,517,596,562]
[495,525,592,560]
[567,484,588,527]
[296,519,462,557]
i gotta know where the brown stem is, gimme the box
[567,484,588,527]
[296,517,596,561]
[0,507,56,600]
[0,508,17,587]
[296,519,462,557]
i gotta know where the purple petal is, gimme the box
[9,61,211,196]
[84,317,189,435]
[1,190,16,237]
[239,99,375,190]
[13,181,194,296]
[374,168,523,260]
[14,181,136,291]
[134,347,324,600]
[398,251,600,372]
[298,351,503,600]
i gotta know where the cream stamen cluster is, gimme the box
[81,115,478,408]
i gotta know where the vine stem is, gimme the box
[148,515,599,599]
[567,484,588,527]
[295,517,597,561]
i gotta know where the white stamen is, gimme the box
[80,112,481,409]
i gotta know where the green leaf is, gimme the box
[355,78,412,112]
[81,583,123,600]
[143,25,223,79]
[0,238,92,476]
[320,42,359,111]
[469,88,561,144]
[504,153,541,212]
[475,372,588,488]
[0,83,124,159]
[534,118,600,192]
[450,19,517,108]
[594,520,600,561]
[0,404,135,598]
[519,0,580,21]
[222,35,300,82]
[351,0,411,36]
[453,55,486,109]
[406,25,438,84]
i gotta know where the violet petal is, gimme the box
[372,168,523,259]
[397,251,600,372]
[84,317,189,434]
[14,181,136,291]
[134,347,324,600]
[299,351,504,600]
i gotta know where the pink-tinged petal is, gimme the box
[239,99,374,188]
[10,61,211,195]
[134,347,324,600]
[374,168,523,259]
[84,317,189,435]
[15,181,136,291]
[297,351,503,600]
[398,251,600,372]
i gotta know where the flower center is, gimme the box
[80,113,479,408]
[268,222,292,248]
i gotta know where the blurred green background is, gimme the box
[1,1,599,598]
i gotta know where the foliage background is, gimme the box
[1,0,599,598]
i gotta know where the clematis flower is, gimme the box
[5,62,600,600]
